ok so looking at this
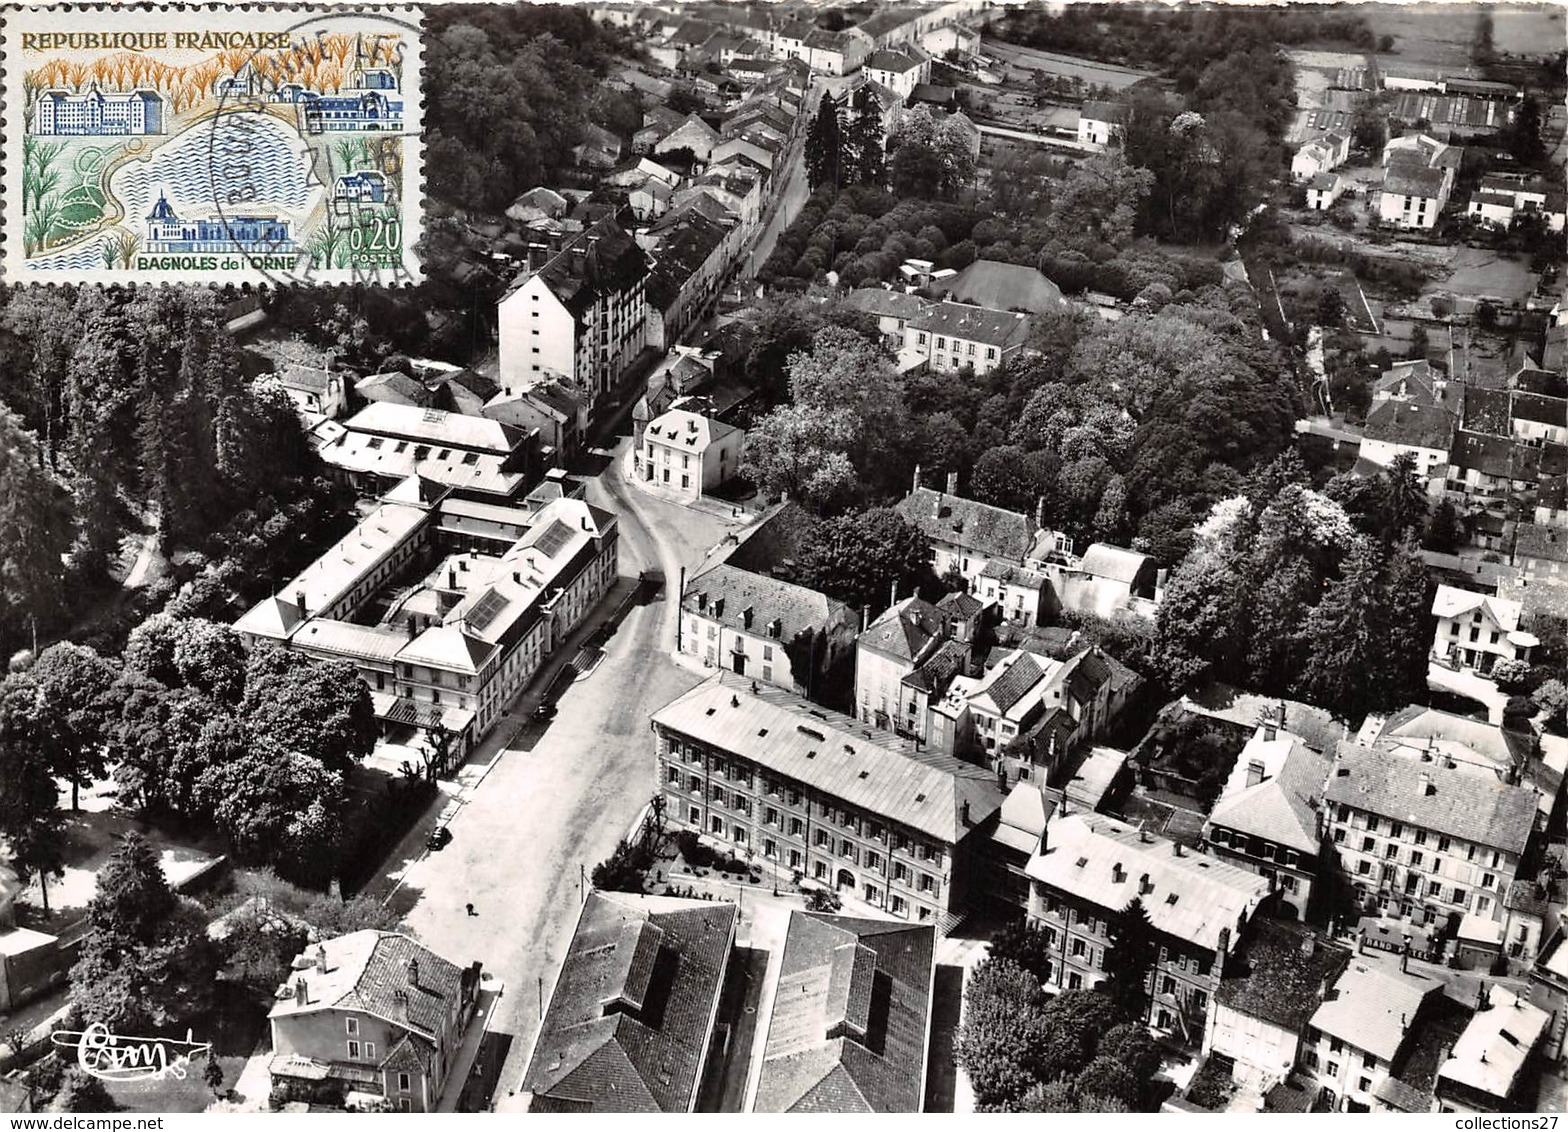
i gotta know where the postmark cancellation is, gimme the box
[3,5,424,285]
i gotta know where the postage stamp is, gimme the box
[2,4,424,285]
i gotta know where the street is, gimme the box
[375,427,742,1107]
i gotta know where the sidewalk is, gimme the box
[370,575,641,905]
[436,977,505,1113]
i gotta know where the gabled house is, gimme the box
[863,45,931,100]
[1379,134,1459,230]
[902,301,1030,375]
[654,113,722,165]
[844,287,931,344]
[1431,584,1536,673]
[679,562,857,699]
[893,471,1040,593]
[274,363,347,421]
[571,122,624,169]
[269,932,482,1112]
[1292,132,1350,181]
[1307,172,1346,211]
[928,259,1069,317]
[1435,988,1550,1113]
[1203,725,1332,921]
[1297,960,1442,1113]
[1077,100,1128,149]
[855,596,946,733]
[639,407,744,501]
[523,891,735,1112]
[1360,399,1455,480]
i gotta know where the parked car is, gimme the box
[426,826,453,851]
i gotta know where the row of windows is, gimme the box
[662,740,943,863]
[1210,828,1303,868]
[910,331,999,361]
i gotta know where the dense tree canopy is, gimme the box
[69,833,218,1034]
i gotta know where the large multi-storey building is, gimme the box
[236,479,617,761]
[497,217,650,421]
[34,86,163,135]
[651,674,1004,925]
[1324,743,1538,929]
[1025,813,1273,1044]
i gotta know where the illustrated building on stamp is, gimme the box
[3,6,424,284]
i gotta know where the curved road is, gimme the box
[383,432,741,1108]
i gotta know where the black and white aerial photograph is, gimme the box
[0,0,1565,1118]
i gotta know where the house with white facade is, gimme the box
[1077,100,1128,150]
[1292,132,1350,181]
[1379,134,1459,230]
[1306,172,1346,211]
[902,301,1030,376]
[864,45,931,100]
[1359,399,1455,481]
[1467,175,1567,234]
[639,407,743,501]
[1431,584,1537,672]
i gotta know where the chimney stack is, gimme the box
[295,590,307,618]
[961,800,971,826]
[889,578,898,611]
[1035,495,1045,529]
[912,464,922,493]
[408,958,420,988]
[945,471,959,496]
[294,977,308,1006]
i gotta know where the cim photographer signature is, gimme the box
[51,1023,212,1082]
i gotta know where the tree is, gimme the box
[1491,657,1533,693]
[795,508,935,610]
[51,1068,115,1114]
[844,86,887,188]
[1409,323,1429,360]
[1075,1056,1142,1109]
[741,404,860,513]
[1103,898,1158,1021]
[1295,536,1386,719]
[1507,96,1545,166]
[0,676,66,911]
[1317,287,1345,328]
[27,641,117,810]
[887,105,975,199]
[954,958,1054,1109]
[805,95,844,190]
[204,1055,226,1099]
[0,407,71,660]
[988,916,1055,983]
[1014,1080,1130,1113]
[239,649,375,775]
[1045,151,1154,252]
[69,833,218,1033]
[1533,679,1568,727]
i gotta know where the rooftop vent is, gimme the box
[797,725,825,741]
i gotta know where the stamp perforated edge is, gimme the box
[0,2,426,287]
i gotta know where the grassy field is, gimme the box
[1363,3,1481,69]
[1492,5,1567,56]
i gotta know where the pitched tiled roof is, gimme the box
[859,596,943,662]
[895,487,1035,562]
[684,563,850,641]
[1440,988,1550,1100]
[1326,743,1537,854]
[1081,99,1129,124]
[525,892,735,1113]
[753,912,934,1113]
[907,301,1031,349]
[902,638,968,695]
[269,931,466,1044]
[930,260,1067,316]
[651,673,1004,843]
[866,47,926,74]
[854,7,917,39]
[1365,399,1456,451]
[1215,918,1351,1030]
[1383,155,1448,199]
[644,407,741,453]
[1026,814,1271,952]
[845,288,930,322]
[1448,429,1520,478]
[1311,961,1438,1061]
[1207,737,1330,855]
[1079,543,1150,585]
[974,651,1046,714]
[1375,359,1437,402]
[935,590,983,620]
[1515,521,1568,564]
[502,217,650,310]
[1431,584,1521,632]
